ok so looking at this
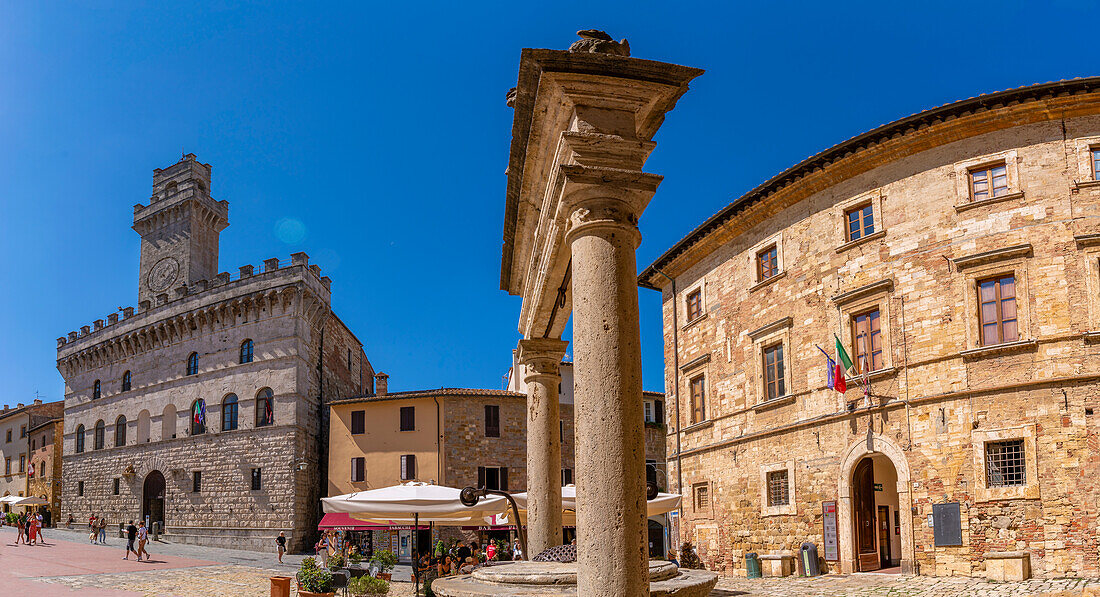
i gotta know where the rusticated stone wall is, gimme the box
[652,98,1100,578]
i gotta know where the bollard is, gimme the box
[745,552,761,579]
[152,521,161,541]
[800,542,820,577]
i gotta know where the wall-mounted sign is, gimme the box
[822,501,838,561]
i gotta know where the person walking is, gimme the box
[27,514,38,545]
[316,533,329,567]
[123,521,138,560]
[136,521,150,562]
[97,516,108,544]
[88,514,97,543]
[36,512,46,545]
[16,512,27,545]
[512,539,523,561]
[276,531,286,564]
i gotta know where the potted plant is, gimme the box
[297,556,336,597]
[347,575,390,596]
[328,552,346,571]
[370,549,397,581]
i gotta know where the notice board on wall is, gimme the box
[822,501,838,561]
[932,502,962,546]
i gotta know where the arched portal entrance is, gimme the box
[142,470,165,528]
[838,434,914,574]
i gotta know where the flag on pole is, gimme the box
[834,334,854,372]
[817,344,846,394]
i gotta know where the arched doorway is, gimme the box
[142,470,166,529]
[838,434,913,574]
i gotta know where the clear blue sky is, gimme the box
[2,1,1096,403]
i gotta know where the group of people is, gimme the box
[87,514,109,544]
[10,511,47,545]
[418,539,525,579]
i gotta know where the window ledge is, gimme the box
[761,506,797,518]
[954,191,1025,213]
[849,367,897,383]
[1084,331,1100,342]
[748,270,786,293]
[752,394,796,412]
[682,420,713,434]
[1074,179,1100,190]
[681,313,708,331]
[960,339,1037,360]
[835,230,886,254]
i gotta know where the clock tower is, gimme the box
[133,154,229,306]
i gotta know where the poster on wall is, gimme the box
[822,501,838,561]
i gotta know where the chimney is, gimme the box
[33,399,42,405]
[374,373,389,396]
[17,403,24,408]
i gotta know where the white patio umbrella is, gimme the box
[15,496,48,506]
[504,485,682,525]
[321,482,508,521]
[321,482,511,594]
[0,495,22,504]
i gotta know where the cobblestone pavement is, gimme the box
[710,573,1100,596]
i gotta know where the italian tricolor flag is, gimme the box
[833,334,854,394]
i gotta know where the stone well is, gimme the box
[432,561,717,596]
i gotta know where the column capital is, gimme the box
[517,337,569,379]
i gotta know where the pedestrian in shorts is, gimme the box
[136,521,149,561]
[123,520,138,559]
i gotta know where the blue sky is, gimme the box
[2,1,1097,403]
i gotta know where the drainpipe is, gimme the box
[651,268,682,546]
[433,396,443,483]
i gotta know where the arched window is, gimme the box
[239,339,254,364]
[162,404,177,440]
[92,380,101,400]
[75,425,85,453]
[137,410,151,443]
[191,399,206,435]
[222,395,239,431]
[121,371,132,392]
[256,388,274,427]
[187,352,198,376]
[93,420,105,450]
[164,181,177,197]
[115,415,127,447]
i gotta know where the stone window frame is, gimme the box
[680,277,707,330]
[748,232,786,290]
[832,279,895,383]
[971,424,1039,502]
[692,481,714,519]
[834,190,886,252]
[749,317,793,407]
[1075,238,1100,335]
[952,149,1024,211]
[954,245,1034,357]
[1073,136,1100,185]
[759,460,796,516]
[681,355,710,428]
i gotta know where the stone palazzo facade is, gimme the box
[640,78,1100,578]
[56,155,373,551]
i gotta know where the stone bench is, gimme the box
[985,551,1030,581]
[759,552,795,577]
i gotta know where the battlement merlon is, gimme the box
[55,254,330,357]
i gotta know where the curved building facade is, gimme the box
[641,78,1100,578]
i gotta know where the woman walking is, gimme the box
[136,521,150,561]
[276,531,287,564]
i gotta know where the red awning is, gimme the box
[317,513,428,531]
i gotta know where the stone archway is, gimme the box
[142,470,166,529]
[837,433,914,574]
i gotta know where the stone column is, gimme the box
[567,197,648,597]
[517,337,569,556]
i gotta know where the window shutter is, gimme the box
[500,467,508,491]
[401,455,408,480]
[478,466,485,489]
[409,455,417,479]
[655,400,665,425]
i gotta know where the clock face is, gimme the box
[148,257,180,293]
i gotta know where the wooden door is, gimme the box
[853,459,880,571]
[877,505,891,566]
